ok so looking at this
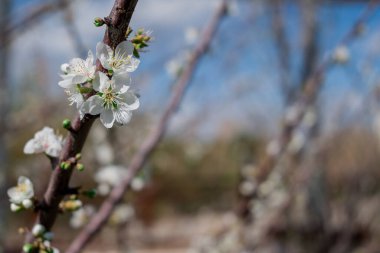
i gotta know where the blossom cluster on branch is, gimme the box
[7,12,152,250]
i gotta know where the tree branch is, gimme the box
[24,0,139,247]
[65,2,228,253]
[239,0,379,220]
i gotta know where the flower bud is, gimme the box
[83,189,97,199]
[76,163,85,172]
[60,63,70,74]
[23,243,35,253]
[75,153,82,161]
[62,119,71,129]
[60,162,70,170]
[10,203,22,212]
[32,224,46,237]
[94,17,105,27]
[22,199,33,209]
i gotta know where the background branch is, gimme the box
[238,0,379,220]
[65,1,228,252]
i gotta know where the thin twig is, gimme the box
[65,2,228,253]
[23,0,139,248]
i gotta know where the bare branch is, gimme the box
[65,2,229,253]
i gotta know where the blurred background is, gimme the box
[2,0,380,252]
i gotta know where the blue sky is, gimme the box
[7,0,380,139]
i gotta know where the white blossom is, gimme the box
[165,51,191,78]
[32,224,46,237]
[184,27,199,45]
[96,41,139,74]
[333,45,350,64]
[10,203,22,212]
[23,127,63,157]
[70,205,95,229]
[109,204,135,225]
[65,86,85,111]
[81,72,139,128]
[131,177,145,191]
[95,165,129,186]
[22,199,33,209]
[239,181,256,196]
[165,57,183,78]
[7,176,34,210]
[58,50,96,89]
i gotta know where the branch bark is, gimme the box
[65,2,228,252]
[24,0,139,247]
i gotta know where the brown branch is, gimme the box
[239,0,379,220]
[23,0,139,248]
[65,2,228,252]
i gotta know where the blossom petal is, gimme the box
[113,72,131,91]
[125,57,140,73]
[83,95,104,115]
[23,139,39,154]
[96,42,112,70]
[18,176,34,197]
[98,72,111,91]
[86,50,94,68]
[58,76,75,89]
[115,41,134,56]
[71,75,88,85]
[114,105,132,125]
[119,91,140,110]
[7,187,24,204]
[100,109,115,128]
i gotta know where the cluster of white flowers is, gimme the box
[7,176,34,212]
[59,40,140,128]
[23,127,63,157]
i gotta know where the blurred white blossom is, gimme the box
[70,205,95,229]
[185,27,199,45]
[7,176,34,211]
[131,177,145,191]
[333,45,350,64]
[23,127,63,157]
[95,165,129,195]
[109,204,135,225]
